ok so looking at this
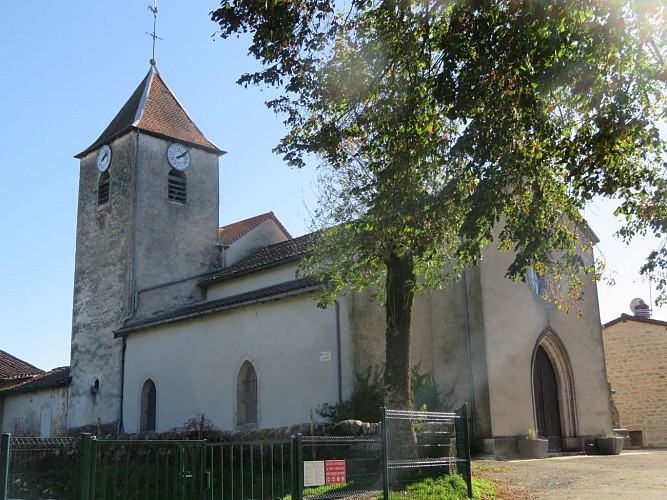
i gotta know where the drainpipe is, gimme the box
[335,300,343,404]
[462,269,477,441]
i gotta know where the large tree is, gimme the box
[212,0,667,409]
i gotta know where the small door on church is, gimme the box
[533,345,562,451]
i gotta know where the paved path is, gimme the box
[474,449,667,499]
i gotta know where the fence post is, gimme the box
[78,433,95,500]
[455,404,472,498]
[291,434,303,500]
[381,407,389,500]
[0,434,10,500]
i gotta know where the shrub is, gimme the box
[317,366,385,423]
[411,364,457,412]
[317,364,457,424]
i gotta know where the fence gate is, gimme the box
[79,435,207,500]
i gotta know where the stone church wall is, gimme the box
[349,267,492,442]
[69,132,136,430]
[122,292,350,433]
[69,131,221,431]
[603,319,667,447]
[478,242,610,441]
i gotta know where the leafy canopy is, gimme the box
[213,0,667,307]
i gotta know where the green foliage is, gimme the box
[213,0,667,303]
[316,367,385,423]
[411,364,457,412]
[213,0,667,408]
[317,364,456,423]
[524,427,539,440]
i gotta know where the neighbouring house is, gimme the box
[59,61,613,457]
[0,350,42,390]
[0,351,71,437]
[603,311,667,447]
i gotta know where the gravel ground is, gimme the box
[473,449,667,499]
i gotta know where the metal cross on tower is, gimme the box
[146,0,163,63]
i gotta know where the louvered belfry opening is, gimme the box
[98,171,110,206]
[167,169,187,204]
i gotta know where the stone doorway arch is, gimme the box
[532,329,579,448]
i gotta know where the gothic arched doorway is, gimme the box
[532,329,579,451]
[533,345,562,450]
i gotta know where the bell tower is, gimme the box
[68,63,224,430]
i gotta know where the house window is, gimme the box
[140,379,157,432]
[98,171,110,206]
[167,169,187,204]
[237,361,258,426]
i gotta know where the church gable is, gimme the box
[219,212,292,267]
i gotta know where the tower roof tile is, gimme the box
[76,64,224,158]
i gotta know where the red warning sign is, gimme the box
[325,460,346,485]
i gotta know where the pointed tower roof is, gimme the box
[76,63,224,158]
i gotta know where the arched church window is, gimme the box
[97,171,110,206]
[140,379,157,432]
[237,361,258,426]
[167,169,187,204]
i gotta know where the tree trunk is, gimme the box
[384,249,417,461]
[384,250,416,410]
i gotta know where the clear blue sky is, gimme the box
[0,1,664,371]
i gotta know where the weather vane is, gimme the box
[146,0,163,64]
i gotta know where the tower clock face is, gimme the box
[96,145,111,172]
[167,143,191,171]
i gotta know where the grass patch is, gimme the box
[382,474,498,499]
[302,481,358,496]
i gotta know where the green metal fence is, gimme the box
[205,440,292,499]
[2,406,469,499]
[2,434,79,499]
[381,404,472,499]
[291,405,472,500]
[81,436,293,500]
[80,435,208,500]
[1,434,293,500]
[297,434,384,499]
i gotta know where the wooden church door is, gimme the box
[533,345,562,450]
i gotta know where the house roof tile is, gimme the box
[603,313,667,329]
[0,366,71,395]
[115,276,323,337]
[76,64,224,158]
[201,232,315,287]
[219,212,291,245]
[0,350,43,381]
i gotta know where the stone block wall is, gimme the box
[603,317,667,447]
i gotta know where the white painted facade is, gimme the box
[122,264,353,432]
[2,387,69,437]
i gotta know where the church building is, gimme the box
[65,62,613,456]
